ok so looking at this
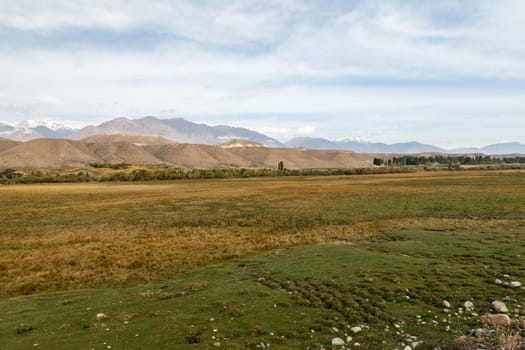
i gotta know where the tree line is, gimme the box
[0,166,414,185]
[374,155,525,167]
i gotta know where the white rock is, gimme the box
[495,279,503,285]
[346,336,353,342]
[350,326,362,334]
[510,281,522,288]
[403,346,412,350]
[481,313,511,327]
[463,301,474,312]
[474,328,486,337]
[331,338,345,346]
[442,300,451,308]
[96,313,108,320]
[491,300,509,313]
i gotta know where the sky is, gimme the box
[0,0,524,148]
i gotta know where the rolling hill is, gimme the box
[0,138,20,153]
[0,139,98,169]
[0,137,373,170]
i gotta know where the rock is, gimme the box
[403,346,411,350]
[96,313,108,320]
[481,313,511,327]
[510,281,522,288]
[474,328,486,337]
[457,336,467,344]
[213,342,221,347]
[350,326,362,334]
[346,336,352,343]
[463,301,474,312]
[442,300,451,308]
[495,279,502,285]
[331,337,345,346]
[491,300,509,313]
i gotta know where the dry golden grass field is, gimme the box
[1,170,524,299]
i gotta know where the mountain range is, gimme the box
[1,117,524,155]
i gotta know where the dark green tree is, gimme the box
[373,158,384,166]
[277,161,284,171]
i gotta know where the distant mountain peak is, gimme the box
[16,120,72,131]
[68,116,284,147]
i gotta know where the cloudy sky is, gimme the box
[0,0,524,147]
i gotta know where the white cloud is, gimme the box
[0,1,524,147]
[296,125,315,136]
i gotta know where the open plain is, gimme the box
[1,170,525,349]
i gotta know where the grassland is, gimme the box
[1,170,525,349]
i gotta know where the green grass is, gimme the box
[2,226,525,349]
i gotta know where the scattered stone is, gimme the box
[481,313,511,327]
[442,300,451,308]
[510,281,522,288]
[346,336,352,343]
[474,328,487,338]
[350,326,362,334]
[491,300,509,313]
[96,313,108,320]
[213,342,221,347]
[495,279,502,285]
[331,338,345,346]
[403,346,411,350]
[463,301,474,312]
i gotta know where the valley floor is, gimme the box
[1,171,524,349]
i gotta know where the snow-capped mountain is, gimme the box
[1,120,74,141]
[16,120,72,131]
[0,121,15,134]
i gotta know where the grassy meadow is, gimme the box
[1,170,525,349]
